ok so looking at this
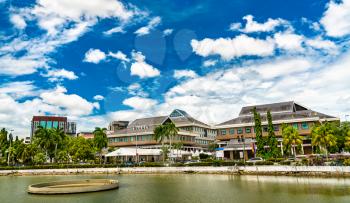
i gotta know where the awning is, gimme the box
[106,148,162,157]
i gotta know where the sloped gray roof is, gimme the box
[169,109,210,127]
[128,116,168,127]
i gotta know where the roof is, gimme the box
[169,109,210,127]
[218,101,337,126]
[32,116,67,122]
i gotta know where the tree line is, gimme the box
[253,107,350,159]
[0,127,108,166]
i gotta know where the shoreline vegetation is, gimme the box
[1,166,350,177]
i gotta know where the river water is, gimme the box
[1,174,350,203]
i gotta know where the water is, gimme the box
[1,174,350,203]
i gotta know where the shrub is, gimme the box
[139,162,163,167]
[343,159,350,166]
[254,161,274,165]
[199,153,210,160]
[280,160,291,165]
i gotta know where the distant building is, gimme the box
[107,109,217,152]
[215,101,339,160]
[78,132,94,139]
[108,121,129,132]
[31,116,77,139]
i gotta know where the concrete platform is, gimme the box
[28,179,119,194]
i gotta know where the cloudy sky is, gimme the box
[1,0,350,137]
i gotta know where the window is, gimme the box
[237,128,243,134]
[263,126,268,132]
[301,122,309,130]
[274,125,279,131]
[229,128,234,134]
[292,123,299,129]
[221,129,226,135]
[47,121,52,129]
[130,137,134,142]
[40,121,46,128]
[245,127,251,133]
[53,121,58,129]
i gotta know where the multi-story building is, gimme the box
[215,101,339,160]
[108,121,129,132]
[107,109,216,152]
[31,116,77,139]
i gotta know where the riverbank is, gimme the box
[1,166,350,177]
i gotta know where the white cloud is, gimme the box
[231,15,288,33]
[191,34,275,60]
[103,26,126,35]
[305,37,337,50]
[130,51,160,78]
[10,14,27,29]
[0,55,47,76]
[43,68,78,81]
[163,28,173,36]
[274,32,304,51]
[83,49,106,64]
[134,16,161,36]
[0,81,38,99]
[93,95,104,101]
[174,69,198,79]
[320,0,350,37]
[203,59,218,67]
[123,96,158,110]
[40,86,99,116]
[108,51,130,62]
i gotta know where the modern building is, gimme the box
[31,116,77,139]
[215,101,339,160]
[107,109,217,152]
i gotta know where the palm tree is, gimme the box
[311,122,337,160]
[51,128,66,162]
[153,125,168,163]
[173,142,183,161]
[345,130,350,150]
[165,122,179,157]
[34,126,52,162]
[282,124,303,159]
[93,127,108,164]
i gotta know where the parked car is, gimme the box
[246,157,264,163]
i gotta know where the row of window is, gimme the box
[109,135,196,143]
[220,122,309,135]
[34,121,65,129]
[131,125,150,131]
[196,139,209,145]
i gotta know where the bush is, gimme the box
[139,162,163,167]
[199,153,210,160]
[343,159,350,166]
[280,160,291,165]
[254,161,274,165]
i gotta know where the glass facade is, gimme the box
[46,121,52,129]
[221,129,226,135]
[301,122,309,129]
[229,128,234,134]
[53,121,58,129]
[245,127,251,133]
[237,128,243,134]
[39,121,46,128]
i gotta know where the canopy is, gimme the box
[106,148,162,157]
[169,149,192,158]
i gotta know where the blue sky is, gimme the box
[1,0,350,137]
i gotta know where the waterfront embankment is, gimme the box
[1,166,350,177]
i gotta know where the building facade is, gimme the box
[215,101,339,160]
[31,116,77,138]
[107,109,217,152]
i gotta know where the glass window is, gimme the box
[292,123,299,129]
[221,129,226,135]
[46,121,52,129]
[237,128,243,134]
[263,126,268,132]
[40,121,46,128]
[301,122,309,130]
[274,125,279,131]
[229,128,234,134]
[245,127,251,133]
[53,121,58,128]
[130,137,134,142]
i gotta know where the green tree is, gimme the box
[34,126,52,162]
[253,107,264,157]
[153,125,168,163]
[173,142,183,160]
[0,128,9,160]
[33,152,46,165]
[93,127,108,164]
[266,111,280,158]
[345,130,350,151]
[69,137,94,163]
[282,124,303,159]
[50,128,66,162]
[311,122,337,160]
[164,122,178,154]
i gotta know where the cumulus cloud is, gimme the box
[108,51,130,62]
[203,59,218,67]
[83,49,106,64]
[273,32,304,51]
[134,16,161,36]
[130,51,160,78]
[10,14,27,29]
[191,34,275,60]
[103,26,126,35]
[163,28,173,36]
[0,55,47,76]
[305,37,337,50]
[42,68,78,81]
[0,81,38,99]
[122,96,158,110]
[173,69,198,79]
[93,95,104,101]
[230,15,288,33]
[320,0,350,37]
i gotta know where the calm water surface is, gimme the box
[1,174,350,203]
